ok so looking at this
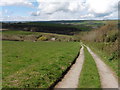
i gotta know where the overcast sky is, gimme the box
[0,0,119,21]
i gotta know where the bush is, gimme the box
[110,34,117,42]
[108,51,118,61]
[105,33,117,42]
[105,37,110,42]
[37,36,47,41]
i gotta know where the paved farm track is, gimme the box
[54,45,118,88]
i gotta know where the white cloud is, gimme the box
[35,0,86,15]
[38,2,69,14]
[37,0,85,3]
[31,0,118,20]
[0,0,33,7]
[80,13,94,18]
[103,11,118,19]
[1,0,119,21]
[0,11,2,17]
[31,0,87,18]
[86,0,118,18]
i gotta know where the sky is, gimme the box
[0,0,119,21]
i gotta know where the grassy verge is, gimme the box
[78,47,101,88]
[85,42,119,76]
[2,41,80,88]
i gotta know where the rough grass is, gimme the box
[78,47,101,88]
[2,41,80,88]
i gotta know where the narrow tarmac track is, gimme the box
[54,44,118,88]
[55,46,84,88]
[86,46,118,88]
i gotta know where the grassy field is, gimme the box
[2,30,76,42]
[2,30,40,35]
[2,41,80,88]
[85,42,119,76]
[2,30,72,37]
[78,47,101,88]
